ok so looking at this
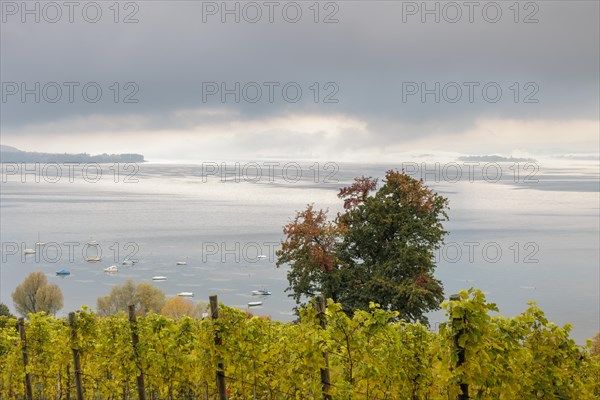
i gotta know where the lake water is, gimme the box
[1,157,598,343]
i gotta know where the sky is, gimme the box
[1,0,599,162]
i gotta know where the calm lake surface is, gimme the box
[1,158,598,343]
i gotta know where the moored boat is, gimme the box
[251,289,272,296]
[35,233,46,247]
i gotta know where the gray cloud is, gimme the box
[1,1,598,157]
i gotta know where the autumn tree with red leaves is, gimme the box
[277,170,449,323]
[276,205,346,306]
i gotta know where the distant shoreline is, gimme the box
[0,145,144,163]
[457,155,536,163]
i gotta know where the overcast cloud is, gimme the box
[1,1,598,160]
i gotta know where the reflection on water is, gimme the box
[1,158,598,343]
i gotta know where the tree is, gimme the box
[97,280,137,315]
[136,282,167,315]
[277,170,449,323]
[161,296,197,318]
[36,284,64,316]
[0,303,13,318]
[276,205,346,306]
[97,280,165,316]
[591,331,600,357]
[11,271,64,316]
[0,303,15,328]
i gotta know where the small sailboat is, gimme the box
[152,276,167,281]
[23,248,36,255]
[35,233,46,247]
[87,239,98,246]
[177,292,194,297]
[176,261,187,266]
[121,259,134,266]
[251,289,272,296]
[248,301,263,307]
[56,269,70,276]
[86,257,102,263]
[256,255,267,260]
[104,265,118,273]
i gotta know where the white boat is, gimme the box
[248,301,262,307]
[177,292,194,297]
[86,257,102,263]
[251,289,272,296]
[176,261,187,265]
[23,249,36,255]
[152,276,167,281]
[256,255,267,259]
[35,233,45,247]
[121,259,134,266]
[104,265,118,273]
[87,240,98,246]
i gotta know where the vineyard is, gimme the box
[0,289,598,399]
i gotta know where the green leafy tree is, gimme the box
[591,331,600,357]
[11,271,64,316]
[0,303,15,328]
[97,280,165,316]
[277,170,449,323]
[0,303,13,318]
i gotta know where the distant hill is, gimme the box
[0,146,144,163]
[458,155,536,163]
[0,145,20,153]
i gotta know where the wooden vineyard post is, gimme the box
[68,313,84,400]
[450,294,469,400]
[17,318,33,400]
[128,305,147,400]
[315,295,332,400]
[210,295,227,400]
